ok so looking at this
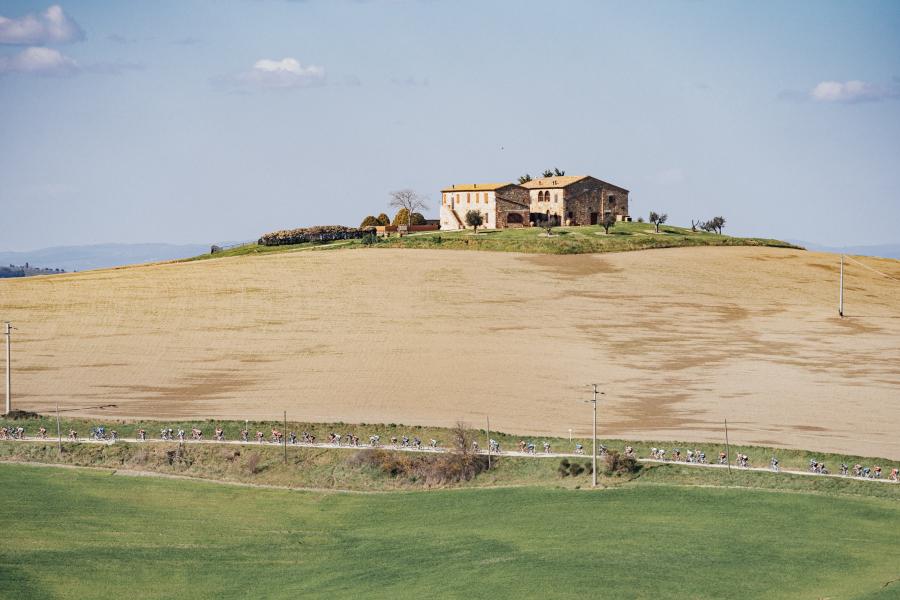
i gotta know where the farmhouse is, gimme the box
[439,183,531,231]
[440,175,629,230]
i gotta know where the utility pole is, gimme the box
[584,384,603,488]
[724,418,732,475]
[56,400,62,455]
[4,322,12,415]
[486,416,491,470]
[839,254,844,318]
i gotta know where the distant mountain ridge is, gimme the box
[0,243,213,272]
[787,240,900,260]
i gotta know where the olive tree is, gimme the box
[601,212,616,234]
[649,211,668,233]
[465,210,484,234]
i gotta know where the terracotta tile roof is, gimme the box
[441,182,517,193]
[520,176,588,189]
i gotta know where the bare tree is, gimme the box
[710,216,726,234]
[691,219,702,232]
[389,189,428,233]
[649,211,668,233]
[465,210,484,234]
[601,212,616,234]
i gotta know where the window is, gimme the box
[467,193,471,204]
[553,193,558,203]
[442,193,447,205]
[608,195,617,205]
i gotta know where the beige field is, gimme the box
[2,246,899,459]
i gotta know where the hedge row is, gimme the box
[258,225,371,246]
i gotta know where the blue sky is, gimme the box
[1,0,899,250]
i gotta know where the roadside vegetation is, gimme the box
[2,416,897,498]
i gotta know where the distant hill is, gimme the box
[787,240,900,260]
[0,243,213,272]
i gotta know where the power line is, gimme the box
[843,255,900,284]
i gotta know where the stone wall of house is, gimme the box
[440,185,530,230]
[495,189,531,228]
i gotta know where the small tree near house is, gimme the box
[360,215,380,228]
[376,213,391,226]
[465,210,484,234]
[649,211,668,233]
[601,212,616,234]
[518,174,533,184]
[389,189,428,233]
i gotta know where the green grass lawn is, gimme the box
[182,222,798,261]
[2,463,899,599]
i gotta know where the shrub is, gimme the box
[246,453,261,474]
[347,449,489,486]
[558,458,586,477]
[376,213,391,226]
[360,215,380,228]
[392,208,410,226]
[603,451,640,476]
[258,226,369,246]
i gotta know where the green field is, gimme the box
[3,463,899,599]
[183,222,797,261]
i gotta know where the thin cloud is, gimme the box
[0,4,84,45]
[0,46,77,75]
[107,33,136,44]
[390,75,428,87]
[217,57,326,91]
[173,37,202,46]
[809,80,898,104]
[83,61,145,75]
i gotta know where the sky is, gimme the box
[1,0,899,251]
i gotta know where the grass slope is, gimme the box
[3,463,900,599]
[4,416,898,488]
[184,222,797,261]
